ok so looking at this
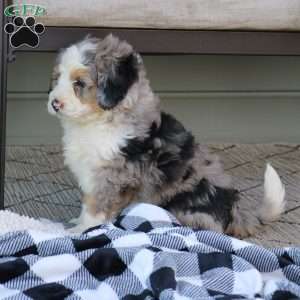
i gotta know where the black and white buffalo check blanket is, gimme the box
[0,203,299,300]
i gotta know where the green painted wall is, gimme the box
[7,53,300,144]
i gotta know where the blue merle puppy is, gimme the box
[48,34,285,236]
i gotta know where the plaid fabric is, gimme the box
[0,203,299,300]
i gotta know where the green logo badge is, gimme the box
[4,3,46,17]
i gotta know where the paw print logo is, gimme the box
[4,16,45,48]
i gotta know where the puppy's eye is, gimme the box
[73,79,86,88]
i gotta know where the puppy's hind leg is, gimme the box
[175,211,224,233]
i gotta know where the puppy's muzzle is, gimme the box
[51,99,63,112]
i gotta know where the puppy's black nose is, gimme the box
[51,99,61,112]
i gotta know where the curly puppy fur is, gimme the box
[48,35,285,236]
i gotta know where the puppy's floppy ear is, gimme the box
[99,54,138,109]
[96,38,139,110]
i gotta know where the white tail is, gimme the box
[260,163,286,222]
[226,163,286,238]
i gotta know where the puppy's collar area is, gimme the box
[121,112,194,163]
[120,120,159,159]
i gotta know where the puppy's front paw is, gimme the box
[69,217,81,225]
[68,224,89,235]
